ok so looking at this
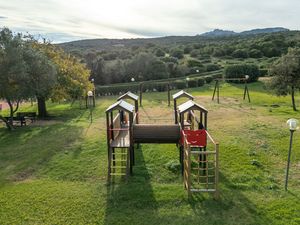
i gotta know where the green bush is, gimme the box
[225,64,260,82]
[197,78,205,87]
[206,63,220,72]
[170,48,184,59]
[205,76,213,84]
[232,49,249,58]
[259,69,268,77]
[187,79,198,88]
[173,80,186,89]
[187,59,203,68]
[211,73,223,79]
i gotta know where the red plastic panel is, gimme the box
[181,129,207,146]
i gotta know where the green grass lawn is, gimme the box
[0,81,300,225]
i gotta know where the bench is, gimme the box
[16,112,37,122]
[4,116,26,126]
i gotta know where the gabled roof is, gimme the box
[172,90,194,100]
[106,100,134,113]
[178,100,208,114]
[117,91,139,101]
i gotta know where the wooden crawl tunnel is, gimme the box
[172,90,194,124]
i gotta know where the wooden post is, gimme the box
[174,100,177,124]
[243,81,251,103]
[129,113,134,174]
[110,112,114,140]
[187,145,191,198]
[135,100,139,124]
[204,112,207,130]
[217,80,220,104]
[167,83,171,106]
[180,146,184,175]
[139,83,143,106]
[212,80,218,101]
[214,142,220,199]
[106,112,111,181]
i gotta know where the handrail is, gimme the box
[133,112,138,125]
[206,131,218,145]
[109,128,129,131]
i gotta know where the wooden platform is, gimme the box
[110,130,130,147]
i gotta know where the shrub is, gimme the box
[259,69,268,77]
[206,63,220,72]
[211,73,223,79]
[225,64,260,82]
[232,49,249,58]
[170,48,184,59]
[173,80,186,89]
[190,50,199,57]
[187,59,203,68]
[189,67,206,74]
[188,79,198,88]
[197,78,205,87]
[205,76,213,84]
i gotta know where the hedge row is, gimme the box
[225,64,259,82]
[95,73,223,96]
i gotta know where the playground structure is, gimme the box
[106,91,219,198]
[212,78,251,103]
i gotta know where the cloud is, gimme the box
[0,0,299,42]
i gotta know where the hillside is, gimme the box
[58,30,300,87]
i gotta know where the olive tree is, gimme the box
[269,48,300,111]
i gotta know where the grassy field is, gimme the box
[0,81,300,225]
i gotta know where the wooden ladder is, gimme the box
[108,147,130,179]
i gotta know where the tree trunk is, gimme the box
[291,86,297,111]
[6,100,20,126]
[37,97,48,118]
[0,115,13,130]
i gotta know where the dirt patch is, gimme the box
[29,120,63,126]
[10,168,35,183]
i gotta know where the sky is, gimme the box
[0,0,299,43]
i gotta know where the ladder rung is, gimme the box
[195,182,215,185]
[192,167,215,170]
[190,188,216,192]
[111,166,127,169]
[110,173,126,176]
[191,175,215,178]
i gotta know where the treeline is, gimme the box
[61,31,300,86]
[0,28,91,128]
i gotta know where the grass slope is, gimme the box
[0,81,299,225]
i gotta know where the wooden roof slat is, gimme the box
[178,100,208,113]
[106,100,134,113]
[117,91,139,101]
[172,90,194,100]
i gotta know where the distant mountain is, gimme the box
[199,27,289,37]
[200,29,237,37]
[240,27,289,35]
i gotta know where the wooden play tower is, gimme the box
[105,91,219,198]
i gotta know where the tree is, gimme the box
[0,28,29,128]
[269,48,300,111]
[31,41,92,117]
[170,48,184,59]
[23,43,57,118]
